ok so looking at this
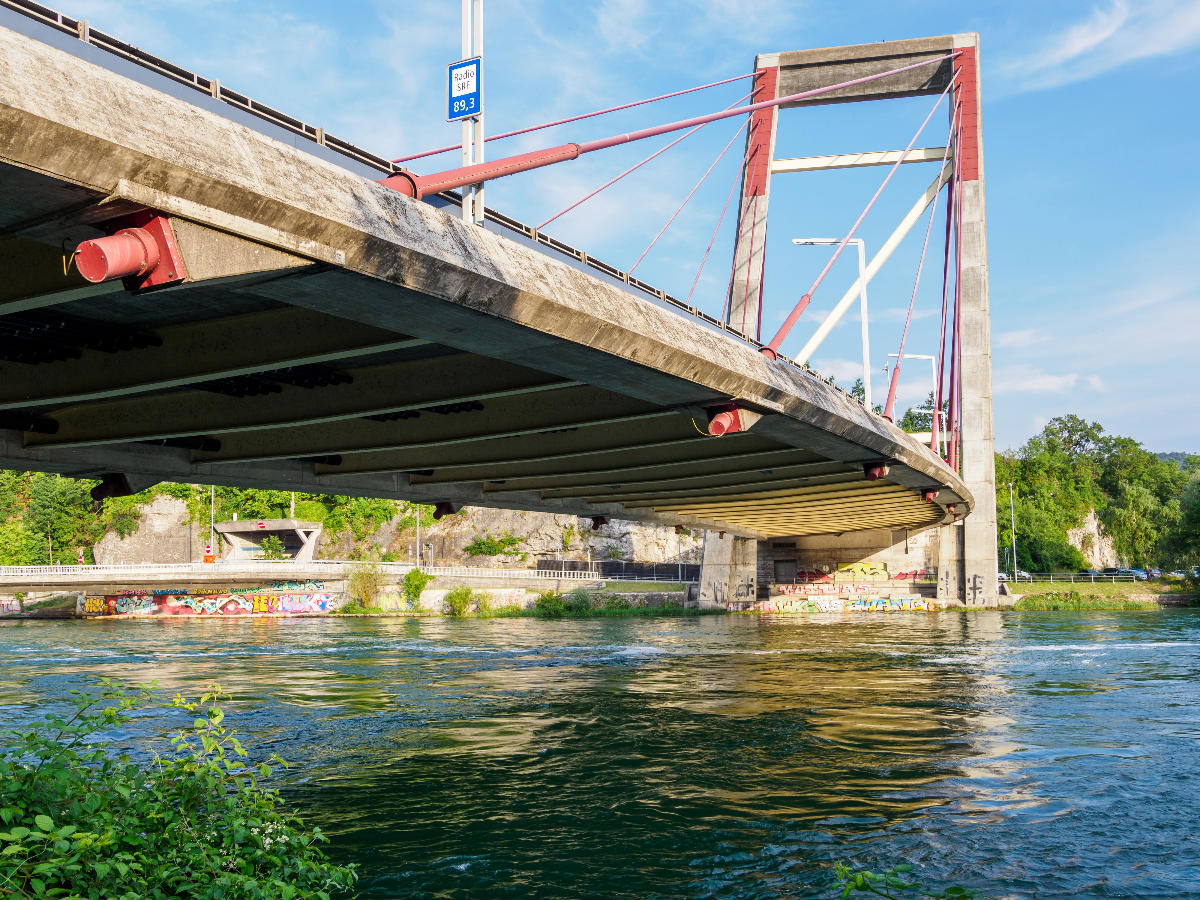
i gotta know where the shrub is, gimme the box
[564,588,593,613]
[474,591,493,615]
[348,560,385,607]
[258,535,287,560]
[602,595,633,611]
[534,591,567,618]
[444,586,474,617]
[402,568,434,607]
[0,680,357,899]
[1013,590,1151,611]
[489,602,528,617]
[463,531,525,557]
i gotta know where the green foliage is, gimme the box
[534,591,567,618]
[602,595,633,611]
[291,500,328,523]
[402,569,433,606]
[897,392,944,435]
[0,522,41,566]
[474,591,492,615]
[561,523,576,551]
[833,862,974,899]
[606,545,623,560]
[443,586,474,617]
[258,535,287,561]
[347,561,385,608]
[463,530,524,557]
[0,680,356,899]
[563,588,593,613]
[998,415,1191,571]
[1013,590,1153,611]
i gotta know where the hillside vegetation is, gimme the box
[997,415,1199,571]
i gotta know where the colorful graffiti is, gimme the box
[773,583,872,596]
[80,590,337,617]
[753,595,931,613]
[0,598,21,615]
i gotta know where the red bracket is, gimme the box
[704,403,762,436]
[74,212,186,289]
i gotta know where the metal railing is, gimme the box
[1002,572,1147,584]
[0,561,598,581]
[0,0,837,399]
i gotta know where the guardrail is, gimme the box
[0,561,599,581]
[1002,572,1151,584]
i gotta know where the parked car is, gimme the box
[1167,570,1186,579]
[1078,569,1102,577]
[1147,568,1162,579]
[997,572,1008,583]
[1016,569,1032,581]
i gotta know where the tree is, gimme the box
[258,535,287,560]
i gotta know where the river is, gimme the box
[1,611,1197,899]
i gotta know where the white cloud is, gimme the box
[1002,0,1200,92]
[993,328,1046,349]
[993,365,1107,395]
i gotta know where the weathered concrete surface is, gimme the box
[697,533,757,608]
[951,35,998,606]
[0,21,973,543]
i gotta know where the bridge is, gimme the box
[0,3,996,605]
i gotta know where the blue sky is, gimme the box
[61,0,1200,453]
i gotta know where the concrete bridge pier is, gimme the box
[697,532,757,608]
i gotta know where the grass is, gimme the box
[1013,590,1160,611]
[1020,578,1183,597]
[600,581,687,592]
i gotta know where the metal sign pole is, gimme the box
[472,0,484,225]
[460,0,473,222]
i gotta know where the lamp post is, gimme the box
[793,238,871,409]
[1008,482,1018,583]
[885,352,945,457]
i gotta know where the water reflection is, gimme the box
[1,611,1198,898]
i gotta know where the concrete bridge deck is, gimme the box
[0,8,972,544]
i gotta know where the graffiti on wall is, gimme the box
[0,598,20,615]
[81,590,337,617]
[754,595,931,613]
[784,564,936,584]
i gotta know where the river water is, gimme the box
[1,611,1198,899]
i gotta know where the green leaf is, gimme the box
[34,814,53,832]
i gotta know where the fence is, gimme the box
[537,559,700,582]
[1005,572,1147,584]
[0,561,597,581]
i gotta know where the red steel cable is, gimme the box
[384,52,959,200]
[934,108,962,457]
[391,72,757,164]
[537,91,752,231]
[882,109,957,421]
[759,73,958,359]
[628,118,750,275]
[689,148,745,307]
[947,112,965,472]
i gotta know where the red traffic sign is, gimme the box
[256,521,266,529]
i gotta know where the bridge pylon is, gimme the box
[724,34,997,607]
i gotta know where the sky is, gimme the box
[55,0,1200,453]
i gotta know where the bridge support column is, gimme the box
[697,532,757,609]
[952,37,997,606]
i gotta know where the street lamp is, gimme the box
[1008,482,1018,583]
[793,238,871,409]
[886,352,945,458]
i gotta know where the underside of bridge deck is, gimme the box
[0,14,972,541]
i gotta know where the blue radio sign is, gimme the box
[447,57,482,122]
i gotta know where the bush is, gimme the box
[602,595,633,611]
[474,591,493,615]
[463,531,525,557]
[834,861,974,898]
[444,586,473,617]
[564,588,593,613]
[402,568,434,607]
[489,602,528,617]
[259,535,287,560]
[534,591,567,618]
[347,560,385,607]
[0,680,356,899]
